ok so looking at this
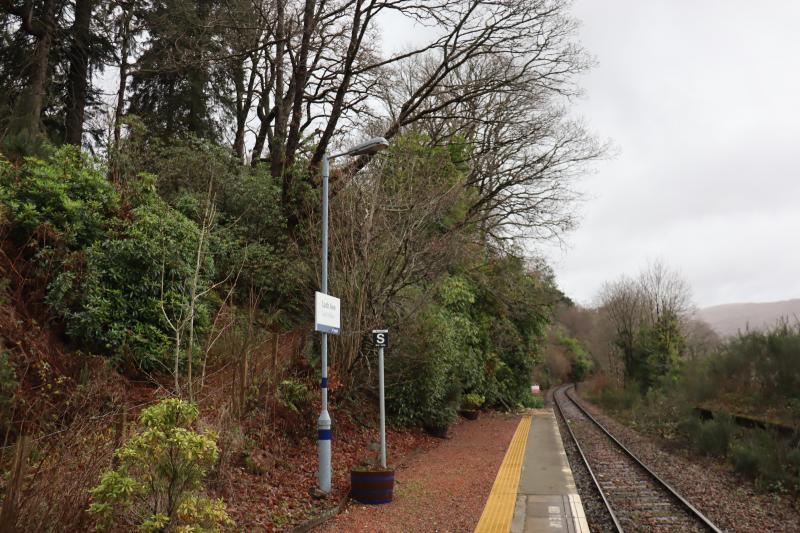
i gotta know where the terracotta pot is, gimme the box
[460,409,480,420]
[350,469,395,504]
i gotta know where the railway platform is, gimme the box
[474,408,589,533]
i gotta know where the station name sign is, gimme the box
[315,292,341,335]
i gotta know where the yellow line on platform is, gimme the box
[474,414,531,533]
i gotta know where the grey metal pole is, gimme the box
[318,153,332,492]
[378,345,386,468]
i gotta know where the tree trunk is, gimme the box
[269,0,287,190]
[7,0,56,145]
[113,7,134,147]
[251,96,269,166]
[232,63,246,161]
[64,0,92,145]
[283,0,316,168]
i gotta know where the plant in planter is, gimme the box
[460,393,485,420]
[350,456,395,505]
[423,406,456,438]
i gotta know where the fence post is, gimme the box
[271,332,279,370]
[112,407,127,468]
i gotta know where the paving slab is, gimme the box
[510,409,589,533]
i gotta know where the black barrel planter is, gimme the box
[460,409,479,420]
[350,469,395,504]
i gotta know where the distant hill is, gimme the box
[698,298,800,337]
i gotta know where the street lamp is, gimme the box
[317,136,390,493]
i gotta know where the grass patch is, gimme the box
[520,394,544,409]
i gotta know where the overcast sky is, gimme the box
[537,0,800,308]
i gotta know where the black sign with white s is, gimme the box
[372,329,388,347]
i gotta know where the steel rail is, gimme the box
[559,384,724,533]
[552,385,624,532]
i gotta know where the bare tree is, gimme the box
[233,0,599,236]
[638,259,694,325]
[598,276,642,370]
[373,7,604,242]
[597,261,697,386]
[160,181,220,400]
[683,318,719,362]
[323,137,474,386]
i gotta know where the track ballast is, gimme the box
[553,385,724,533]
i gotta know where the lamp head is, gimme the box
[346,137,390,156]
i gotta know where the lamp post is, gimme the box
[318,136,390,493]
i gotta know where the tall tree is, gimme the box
[237,0,599,238]
[64,0,93,145]
[1,0,59,149]
[127,0,225,139]
[599,261,695,388]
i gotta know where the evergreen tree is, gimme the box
[127,0,226,140]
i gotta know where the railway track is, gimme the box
[553,385,724,533]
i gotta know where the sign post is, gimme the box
[315,140,388,494]
[315,290,340,493]
[372,329,388,468]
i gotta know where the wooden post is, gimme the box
[271,333,279,370]
[0,436,31,533]
[240,348,249,418]
[112,407,128,468]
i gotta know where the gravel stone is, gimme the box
[317,412,520,533]
[572,387,800,533]
[549,389,618,533]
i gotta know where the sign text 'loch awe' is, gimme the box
[314,292,341,335]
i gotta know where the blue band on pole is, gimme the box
[321,377,328,388]
[318,429,332,440]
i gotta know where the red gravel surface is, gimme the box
[318,412,521,533]
[218,413,432,531]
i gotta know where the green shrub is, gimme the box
[557,332,593,382]
[730,437,762,479]
[387,256,554,429]
[537,367,553,390]
[676,412,702,440]
[786,447,800,490]
[89,399,232,532]
[276,379,313,414]
[0,146,118,247]
[0,146,214,371]
[48,195,213,370]
[705,324,800,406]
[596,385,641,412]
[694,414,736,457]
[130,136,308,319]
[462,393,485,410]
[520,394,544,409]
[681,362,715,403]
[729,429,788,490]
[387,300,464,430]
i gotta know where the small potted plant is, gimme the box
[350,454,395,505]
[423,408,455,438]
[460,393,485,420]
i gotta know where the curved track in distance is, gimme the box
[553,384,724,533]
